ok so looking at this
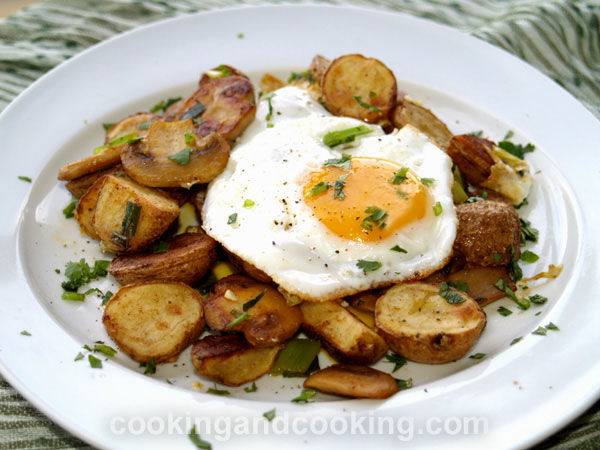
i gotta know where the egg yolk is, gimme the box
[303,157,428,242]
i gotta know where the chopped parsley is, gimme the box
[508,245,523,282]
[74,352,84,361]
[168,147,192,165]
[389,167,409,185]
[62,198,78,219]
[529,294,548,305]
[207,385,231,396]
[469,130,483,137]
[354,95,381,113]
[291,389,317,403]
[243,289,267,311]
[396,378,413,390]
[385,353,407,372]
[94,344,117,358]
[447,280,468,292]
[61,258,109,293]
[532,326,547,336]
[356,259,382,273]
[494,278,530,310]
[510,337,523,345]
[189,425,212,450]
[244,382,258,393]
[390,245,407,253]
[153,241,170,254]
[227,213,238,224]
[439,282,466,304]
[101,290,113,306]
[520,217,539,244]
[433,202,443,216]
[102,122,115,131]
[520,250,539,263]
[18,176,32,183]
[497,306,513,316]
[180,102,206,120]
[94,132,141,154]
[263,408,276,421]
[323,125,373,148]
[369,91,376,98]
[498,139,535,160]
[305,181,331,197]
[323,153,352,169]
[469,353,486,360]
[421,177,435,187]
[243,199,255,208]
[237,32,244,39]
[142,357,156,375]
[263,92,275,121]
[361,206,388,230]
[266,123,274,128]
[546,322,560,331]
[333,173,349,200]
[20,330,31,336]
[150,97,182,114]
[287,70,313,83]
[493,252,503,263]
[88,354,102,369]
[184,132,196,145]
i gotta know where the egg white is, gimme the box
[202,86,457,301]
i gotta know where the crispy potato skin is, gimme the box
[74,175,107,240]
[346,289,381,313]
[391,97,453,150]
[447,135,496,186]
[58,145,122,181]
[178,75,256,141]
[121,120,230,189]
[454,200,521,266]
[225,249,272,283]
[108,232,217,285]
[304,364,398,399]
[92,175,180,253]
[375,282,486,364]
[103,282,205,363]
[322,54,397,123]
[191,334,282,386]
[204,275,302,347]
[105,112,160,144]
[300,300,388,365]
[189,184,207,223]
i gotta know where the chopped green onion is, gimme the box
[354,95,381,113]
[94,344,117,357]
[74,352,84,361]
[389,167,409,185]
[88,354,102,369]
[225,310,251,329]
[62,198,78,219]
[244,382,257,393]
[61,291,86,301]
[142,357,156,374]
[305,181,331,198]
[18,176,32,183]
[532,326,547,336]
[168,147,192,165]
[396,378,413,390]
[323,125,373,148]
[385,353,407,372]
[150,97,182,114]
[101,291,113,306]
[421,178,435,187]
[153,241,170,254]
[494,278,530,310]
[207,385,231,396]
[20,330,31,336]
[271,339,321,376]
[469,353,486,360]
[263,408,276,421]
[243,289,267,311]
[510,337,523,345]
[263,92,275,121]
[546,322,559,331]
[189,425,212,450]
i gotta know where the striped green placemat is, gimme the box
[1,1,599,449]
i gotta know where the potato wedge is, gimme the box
[121,119,230,189]
[92,175,179,252]
[375,282,486,364]
[65,164,126,199]
[322,54,396,123]
[192,334,282,387]
[105,112,160,144]
[225,249,272,283]
[74,174,107,240]
[304,364,398,399]
[346,289,381,313]
[177,74,256,141]
[108,232,217,285]
[204,275,302,347]
[308,54,331,86]
[103,282,205,363]
[58,145,122,181]
[300,300,388,365]
[446,134,496,186]
[260,73,285,94]
[391,96,453,150]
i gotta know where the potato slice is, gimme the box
[58,145,122,181]
[204,275,302,347]
[121,119,230,189]
[74,175,107,240]
[375,282,486,364]
[304,364,398,399]
[192,334,282,387]
[66,164,126,199]
[225,249,272,283]
[322,54,396,123]
[300,300,388,365]
[92,175,179,252]
[103,282,205,363]
[105,112,160,144]
[108,232,217,285]
[260,73,285,94]
[177,74,256,141]
[391,96,453,150]
[308,54,331,86]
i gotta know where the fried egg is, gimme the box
[202,86,457,301]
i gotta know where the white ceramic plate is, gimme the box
[1,5,599,449]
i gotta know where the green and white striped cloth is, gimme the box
[0,1,598,448]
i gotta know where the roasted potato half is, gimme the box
[121,119,230,189]
[308,54,331,86]
[191,334,282,387]
[322,54,397,123]
[104,112,160,144]
[304,364,398,399]
[375,282,486,364]
[92,175,180,253]
[58,145,122,181]
[108,232,217,285]
[300,300,388,365]
[74,174,107,240]
[103,282,205,363]
[260,73,285,95]
[178,74,256,141]
[65,164,126,199]
[391,96,453,150]
[447,134,496,186]
[204,275,302,347]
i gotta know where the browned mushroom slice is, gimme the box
[104,112,161,144]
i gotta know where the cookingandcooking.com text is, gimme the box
[109,411,488,441]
